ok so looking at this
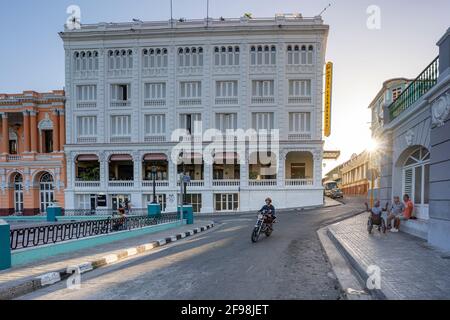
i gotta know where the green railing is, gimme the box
[389,56,439,121]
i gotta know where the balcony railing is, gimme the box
[75,180,101,188]
[144,135,166,143]
[285,179,314,186]
[248,179,277,187]
[251,96,275,104]
[7,155,22,161]
[76,102,97,109]
[142,180,169,188]
[110,100,131,108]
[108,180,134,188]
[288,96,312,104]
[212,179,240,187]
[389,56,439,121]
[177,180,204,187]
[144,99,166,107]
[179,98,202,106]
[288,133,312,141]
[215,97,239,105]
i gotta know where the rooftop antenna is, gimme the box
[206,0,210,28]
[170,0,174,28]
[318,3,332,16]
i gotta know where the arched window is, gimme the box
[301,46,307,65]
[307,45,314,65]
[403,147,430,214]
[271,45,276,64]
[39,173,55,214]
[13,173,23,214]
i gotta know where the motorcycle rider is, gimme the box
[259,197,276,223]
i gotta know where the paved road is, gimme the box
[19,198,365,300]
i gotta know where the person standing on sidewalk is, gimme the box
[387,196,405,232]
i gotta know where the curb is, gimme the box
[0,222,214,300]
[326,226,387,300]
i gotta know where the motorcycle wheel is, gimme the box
[251,228,260,243]
[265,229,272,237]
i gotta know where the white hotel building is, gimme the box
[60,15,329,213]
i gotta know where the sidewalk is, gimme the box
[0,220,214,300]
[327,213,450,299]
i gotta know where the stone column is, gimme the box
[23,111,30,153]
[52,110,60,152]
[133,151,141,190]
[277,151,286,187]
[59,110,65,151]
[30,111,38,153]
[1,113,8,154]
[99,152,107,190]
[240,152,249,188]
[313,149,323,187]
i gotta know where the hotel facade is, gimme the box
[60,15,329,213]
[0,91,66,215]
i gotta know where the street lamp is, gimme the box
[367,138,379,208]
[151,165,157,204]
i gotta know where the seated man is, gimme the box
[387,196,405,232]
[365,200,388,225]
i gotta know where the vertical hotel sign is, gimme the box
[324,62,333,137]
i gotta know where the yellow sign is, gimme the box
[324,62,333,137]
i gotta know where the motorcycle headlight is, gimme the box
[258,214,264,219]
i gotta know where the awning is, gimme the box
[77,154,99,162]
[180,152,203,163]
[144,153,168,161]
[110,154,133,161]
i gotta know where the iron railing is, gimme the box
[10,213,178,250]
[389,56,439,121]
[63,208,148,216]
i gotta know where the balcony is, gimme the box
[179,98,202,106]
[110,136,132,143]
[77,137,97,144]
[288,96,312,104]
[285,179,314,187]
[213,179,240,187]
[142,180,169,188]
[248,179,277,187]
[144,135,166,143]
[108,181,134,188]
[144,99,166,107]
[251,96,275,105]
[76,102,97,109]
[389,56,439,121]
[110,100,131,108]
[288,133,312,141]
[215,97,239,105]
[6,155,22,161]
[177,180,204,187]
[75,181,101,188]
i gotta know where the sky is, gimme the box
[0,0,448,174]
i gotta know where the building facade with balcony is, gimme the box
[60,15,329,213]
[371,28,450,251]
[339,152,371,197]
[0,91,66,215]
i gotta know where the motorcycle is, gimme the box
[251,210,275,243]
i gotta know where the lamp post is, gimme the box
[182,161,188,205]
[151,165,157,204]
